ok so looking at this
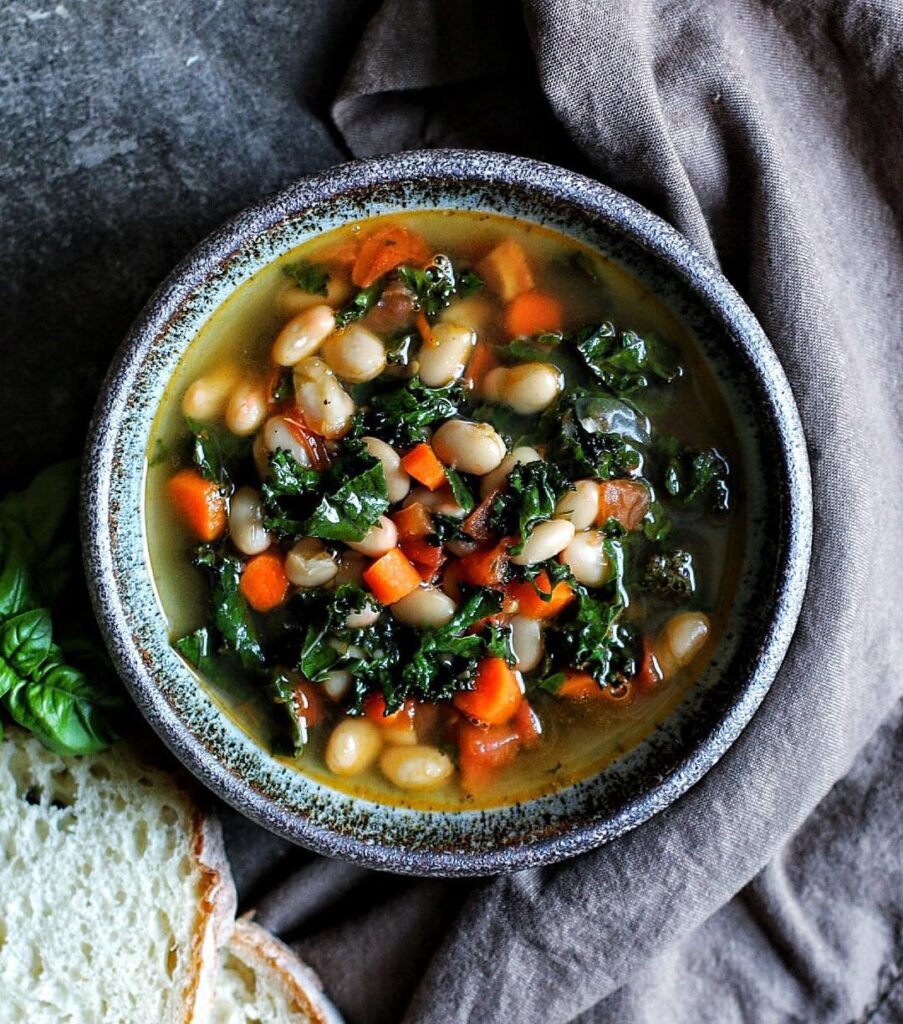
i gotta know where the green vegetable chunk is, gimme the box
[572,323,680,394]
[643,550,697,598]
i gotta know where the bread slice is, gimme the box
[0,726,236,1024]
[212,917,344,1024]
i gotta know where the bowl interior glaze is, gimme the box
[83,150,811,876]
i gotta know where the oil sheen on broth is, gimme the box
[145,210,743,811]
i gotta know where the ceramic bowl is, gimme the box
[82,150,812,876]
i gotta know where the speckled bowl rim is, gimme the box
[82,150,812,876]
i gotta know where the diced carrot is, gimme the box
[513,700,542,747]
[400,537,446,573]
[557,670,605,701]
[475,238,534,302]
[292,679,325,729]
[240,552,290,613]
[634,641,664,693]
[596,479,650,531]
[167,469,227,542]
[392,501,433,540]
[463,341,500,390]
[459,537,512,589]
[453,657,523,725]
[462,488,504,543]
[351,225,431,288]
[416,310,432,345]
[363,548,422,605]
[458,720,520,792]
[319,238,360,268]
[504,290,563,338]
[401,443,447,491]
[506,571,575,620]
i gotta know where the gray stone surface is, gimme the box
[0,0,377,482]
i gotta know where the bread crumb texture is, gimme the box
[0,728,213,1024]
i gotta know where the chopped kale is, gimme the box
[571,323,681,394]
[643,550,696,599]
[642,500,672,542]
[396,255,482,319]
[282,259,330,296]
[540,390,644,481]
[492,333,563,364]
[335,281,383,329]
[193,547,265,670]
[262,441,389,543]
[385,327,419,367]
[357,377,463,447]
[270,368,294,403]
[445,468,476,514]
[489,461,571,553]
[660,440,731,512]
[186,418,253,488]
[508,557,574,600]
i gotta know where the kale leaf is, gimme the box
[541,390,644,480]
[194,546,265,669]
[540,538,637,687]
[262,441,389,543]
[492,333,562,364]
[396,256,482,319]
[661,440,731,512]
[335,282,383,329]
[282,259,330,296]
[186,417,253,488]
[572,323,680,394]
[490,461,571,554]
[445,468,476,514]
[356,377,463,447]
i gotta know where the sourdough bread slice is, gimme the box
[0,726,236,1024]
[212,918,344,1024]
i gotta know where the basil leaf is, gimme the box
[0,523,38,622]
[282,259,329,296]
[5,654,120,756]
[0,608,52,676]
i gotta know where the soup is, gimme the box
[145,211,742,810]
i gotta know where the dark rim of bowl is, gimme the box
[82,149,812,876]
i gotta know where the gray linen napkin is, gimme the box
[231,2,903,1022]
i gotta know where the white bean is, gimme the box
[417,322,476,387]
[431,419,507,476]
[480,446,543,498]
[224,380,268,436]
[560,530,610,587]
[379,745,453,791]
[325,719,383,776]
[403,487,466,519]
[510,615,544,672]
[363,436,410,503]
[346,515,398,558]
[229,486,272,556]
[510,519,575,566]
[181,365,239,421]
[279,277,352,316]
[383,724,418,747]
[659,612,711,676]
[272,305,336,366]
[555,480,600,531]
[263,415,314,468]
[391,586,457,628]
[322,670,351,701]
[482,363,563,414]
[285,538,339,588]
[322,324,387,383]
[293,357,355,439]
